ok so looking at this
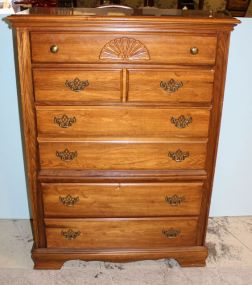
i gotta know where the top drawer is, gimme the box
[30,33,217,65]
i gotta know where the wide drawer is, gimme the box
[33,69,122,102]
[36,107,210,138]
[39,141,207,170]
[31,33,216,64]
[128,69,214,103]
[42,182,204,218]
[45,217,199,248]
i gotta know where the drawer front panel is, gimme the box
[31,33,216,64]
[42,182,204,218]
[39,141,207,170]
[36,107,210,138]
[128,69,214,103]
[33,69,122,102]
[45,218,198,248]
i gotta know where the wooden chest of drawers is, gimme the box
[8,8,239,269]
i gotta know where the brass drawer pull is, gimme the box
[165,194,185,206]
[61,229,80,240]
[54,114,76,128]
[162,228,181,239]
[160,79,183,93]
[168,149,189,162]
[171,115,192,128]
[59,195,79,207]
[190,47,199,55]
[65,77,89,92]
[50,44,59,53]
[56,149,77,161]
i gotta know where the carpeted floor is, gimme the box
[0,217,251,284]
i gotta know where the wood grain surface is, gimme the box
[45,217,199,248]
[128,69,214,103]
[39,141,207,170]
[36,106,210,138]
[33,69,122,102]
[42,182,204,217]
[16,29,45,248]
[30,32,217,64]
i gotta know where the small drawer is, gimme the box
[33,69,122,102]
[38,141,207,171]
[30,32,216,65]
[42,182,204,218]
[128,69,214,103]
[45,217,199,249]
[36,106,210,138]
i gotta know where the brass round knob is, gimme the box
[50,44,59,53]
[190,47,199,55]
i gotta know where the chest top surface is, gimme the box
[8,7,239,28]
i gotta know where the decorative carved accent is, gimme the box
[160,79,183,93]
[165,195,185,206]
[162,228,181,239]
[61,229,80,240]
[59,195,79,207]
[168,149,189,162]
[65,78,89,92]
[54,114,76,128]
[56,149,77,161]
[99,37,150,61]
[171,115,192,129]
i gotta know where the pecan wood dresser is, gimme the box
[8,8,239,269]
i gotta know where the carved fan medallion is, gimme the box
[99,37,150,61]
